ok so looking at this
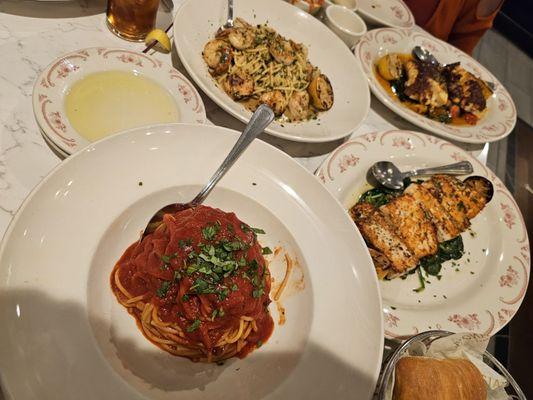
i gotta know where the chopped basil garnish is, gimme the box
[156,281,171,298]
[262,247,272,255]
[202,223,220,240]
[186,319,201,332]
[251,227,265,234]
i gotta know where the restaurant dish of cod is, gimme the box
[350,175,493,280]
[375,52,493,126]
[202,17,334,121]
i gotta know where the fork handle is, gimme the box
[405,161,473,178]
[226,0,234,27]
[190,104,274,206]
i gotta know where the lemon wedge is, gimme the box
[145,29,171,53]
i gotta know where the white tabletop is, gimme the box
[0,0,489,239]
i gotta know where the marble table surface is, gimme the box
[0,0,492,240]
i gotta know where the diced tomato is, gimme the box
[450,105,461,118]
[464,113,478,125]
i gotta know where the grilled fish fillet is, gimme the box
[404,183,460,242]
[422,178,470,232]
[380,194,438,259]
[351,203,419,274]
[368,248,393,280]
[431,174,485,219]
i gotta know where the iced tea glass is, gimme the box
[106,0,160,42]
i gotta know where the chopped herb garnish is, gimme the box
[173,270,182,281]
[252,287,264,298]
[182,294,190,301]
[262,247,273,255]
[413,268,425,293]
[231,283,238,291]
[256,340,263,348]
[251,227,266,234]
[218,287,230,301]
[156,281,171,298]
[186,319,201,332]
[202,223,220,240]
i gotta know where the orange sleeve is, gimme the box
[404,0,503,55]
[447,0,504,55]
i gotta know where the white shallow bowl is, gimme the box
[174,0,370,143]
[356,0,414,28]
[316,129,530,338]
[325,5,367,48]
[0,123,383,399]
[324,0,358,12]
[32,47,207,155]
[355,28,517,144]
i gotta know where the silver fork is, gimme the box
[224,0,234,29]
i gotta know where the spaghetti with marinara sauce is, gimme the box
[111,205,274,363]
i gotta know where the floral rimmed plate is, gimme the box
[357,0,414,29]
[355,28,517,144]
[32,47,207,155]
[316,129,530,338]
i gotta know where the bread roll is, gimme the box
[393,356,487,400]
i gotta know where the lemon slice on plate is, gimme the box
[145,29,171,53]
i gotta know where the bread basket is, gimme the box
[376,330,526,400]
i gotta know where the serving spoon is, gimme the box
[141,104,275,239]
[412,46,496,91]
[370,160,473,190]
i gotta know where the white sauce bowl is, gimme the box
[324,0,357,12]
[325,5,367,48]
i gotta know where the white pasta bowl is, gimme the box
[174,0,370,143]
[0,123,383,399]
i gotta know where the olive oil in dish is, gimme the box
[65,70,180,142]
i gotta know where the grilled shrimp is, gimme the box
[285,91,310,121]
[223,68,254,100]
[269,35,296,65]
[203,39,233,75]
[259,90,287,116]
[308,74,334,110]
[228,28,255,50]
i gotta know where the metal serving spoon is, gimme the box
[370,160,473,190]
[412,46,496,91]
[141,104,275,239]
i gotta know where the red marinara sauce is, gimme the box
[111,205,274,360]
